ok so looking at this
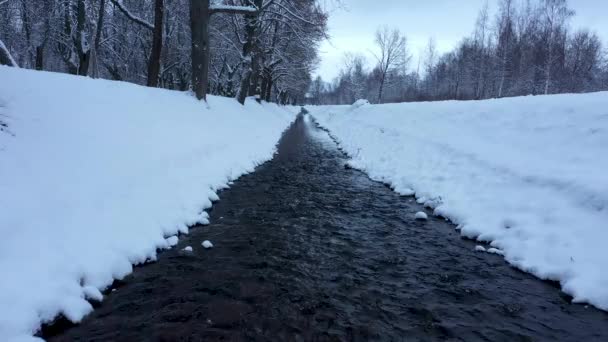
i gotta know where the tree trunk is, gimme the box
[377,72,386,103]
[237,0,262,105]
[35,46,44,70]
[544,21,554,95]
[20,0,33,67]
[248,52,262,97]
[76,0,90,76]
[237,70,252,104]
[91,0,106,78]
[264,77,273,102]
[190,0,210,100]
[545,47,552,95]
[147,0,164,87]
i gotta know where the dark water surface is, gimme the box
[45,115,608,341]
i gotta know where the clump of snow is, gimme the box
[166,236,179,247]
[487,248,505,256]
[0,66,294,341]
[209,4,257,13]
[308,92,608,311]
[183,246,193,252]
[82,286,103,302]
[202,240,214,249]
[475,245,487,252]
[351,99,370,109]
[415,212,428,220]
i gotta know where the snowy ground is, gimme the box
[307,93,608,311]
[0,66,294,341]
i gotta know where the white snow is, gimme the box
[415,212,428,220]
[307,92,608,311]
[183,246,193,252]
[0,66,294,341]
[487,248,505,256]
[166,236,179,247]
[475,245,487,252]
[201,240,214,249]
[352,99,370,108]
[209,4,257,13]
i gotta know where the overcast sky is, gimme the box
[315,0,608,80]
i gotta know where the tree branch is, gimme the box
[110,0,154,31]
[209,5,258,16]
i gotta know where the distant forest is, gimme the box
[0,0,328,105]
[312,0,608,105]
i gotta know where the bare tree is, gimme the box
[473,1,489,99]
[372,26,409,103]
[424,37,437,98]
[496,0,514,97]
[542,0,574,94]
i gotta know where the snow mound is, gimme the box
[487,248,505,256]
[415,212,428,221]
[183,246,193,252]
[475,246,487,252]
[0,66,294,341]
[202,240,214,249]
[308,92,608,311]
[166,236,179,247]
[351,99,370,109]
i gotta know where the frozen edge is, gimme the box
[310,113,605,313]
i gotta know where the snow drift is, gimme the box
[307,93,608,311]
[0,66,294,341]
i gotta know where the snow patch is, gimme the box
[202,240,214,249]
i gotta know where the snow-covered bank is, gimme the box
[0,66,294,341]
[307,93,608,311]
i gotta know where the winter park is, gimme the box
[1,0,608,341]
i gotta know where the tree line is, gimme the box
[0,0,328,105]
[313,0,608,105]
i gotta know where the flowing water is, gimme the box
[44,114,608,341]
